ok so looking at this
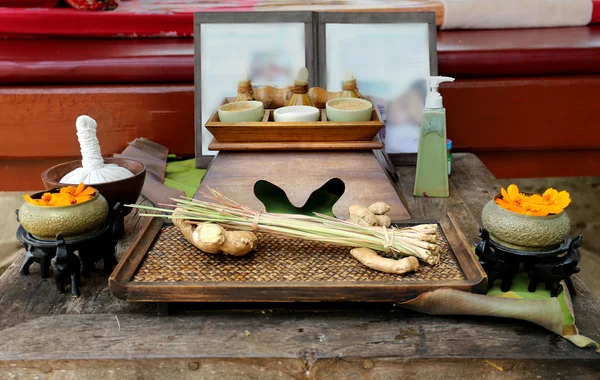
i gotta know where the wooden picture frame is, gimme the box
[194,12,316,168]
[316,12,438,161]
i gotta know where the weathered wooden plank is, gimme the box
[0,311,598,365]
[1,357,598,380]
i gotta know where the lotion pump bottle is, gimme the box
[413,76,455,198]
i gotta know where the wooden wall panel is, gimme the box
[0,157,73,191]
[477,149,600,179]
[441,75,600,178]
[442,76,600,152]
[0,85,195,159]
[1,76,600,191]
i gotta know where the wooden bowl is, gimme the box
[41,158,146,216]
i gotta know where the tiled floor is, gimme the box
[501,177,600,296]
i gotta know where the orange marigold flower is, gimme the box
[23,184,95,208]
[41,193,54,205]
[74,182,85,196]
[60,186,77,196]
[530,188,571,215]
[497,184,531,214]
[496,185,571,216]
[23,194,42,206]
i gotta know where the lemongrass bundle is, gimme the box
[128,188,441,265]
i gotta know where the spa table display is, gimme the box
[108,71,487,304]
[1,154,598,379]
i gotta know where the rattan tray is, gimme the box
[109,214,487,303]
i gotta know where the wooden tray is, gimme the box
[205,99,384,145]
[109,214,487,303]
[208,137,383,151]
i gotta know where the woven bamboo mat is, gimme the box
[133,225,465,283]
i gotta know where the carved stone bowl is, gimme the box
[481,194,570,252]
[18,189,109,241]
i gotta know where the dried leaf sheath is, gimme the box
[127,188,441,265]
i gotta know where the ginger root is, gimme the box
[375,215,391,228]
[350,247,419,274]
[368,202,391,215]
[172,208,257,256]
[220,231,258,257]
[348,202,392,227]
[348,205,378,226]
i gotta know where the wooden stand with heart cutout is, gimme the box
[196,150,410,220]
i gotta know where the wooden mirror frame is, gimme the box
[194,11,316,168]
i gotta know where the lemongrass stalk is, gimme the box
[127,190,441,264]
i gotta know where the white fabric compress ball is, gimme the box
[60,115,134,185]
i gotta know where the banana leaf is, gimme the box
[400,272,599,352]
[164,157,207,198]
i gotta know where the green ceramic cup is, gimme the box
[325,98,372,122]
[481,195,571,252]
[218,101,264,122]
[18,189,109,240]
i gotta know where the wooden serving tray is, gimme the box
[109,214,487,303]
[205,98,384,145]
[208,138,383,151]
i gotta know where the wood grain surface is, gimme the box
[195,150,411,221]
[1,154,599,379]
[208,139,383,151]
[0,85,195,160]
[205,109,383,144]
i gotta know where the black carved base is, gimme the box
[476,229,581,297]
[16,203,124,297]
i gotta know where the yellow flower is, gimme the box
[59,186,77,196]
[497,184,532,214]
[23,194,42,206]
[22,183,95,208]
[530,188,571,215]
[40,192,54,206]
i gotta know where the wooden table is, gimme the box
[1,153,598,379]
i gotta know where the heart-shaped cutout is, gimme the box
[254,178,345,216]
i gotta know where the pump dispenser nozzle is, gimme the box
[425,76,455,109]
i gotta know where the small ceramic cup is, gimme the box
[326,98,373,122]
[273,106,320,122]
[218,101,264,122]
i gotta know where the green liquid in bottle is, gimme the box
[413,108,449,198]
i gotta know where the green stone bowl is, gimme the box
[325,98,373,122]
[218,101,264,122]
[18,188,109,241]
[481,194,570,252]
